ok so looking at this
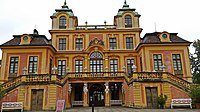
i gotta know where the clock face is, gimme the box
[162,34,167,38]
[23,36,28,41]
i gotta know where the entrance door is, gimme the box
[31,89,44,110]
[146,87,158,109]
[89,84,105,106]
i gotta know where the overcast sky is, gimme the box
[0,0,199,56]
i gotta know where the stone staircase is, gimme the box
[127,72,193,93]
[0,74,69,99]
[0,72,195,100]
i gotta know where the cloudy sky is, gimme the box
[0,0,199,56]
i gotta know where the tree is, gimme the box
[191,39,200,83]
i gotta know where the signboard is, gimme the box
[56,100,65,112]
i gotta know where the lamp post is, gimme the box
[52,65,57,74]
[132,65,137,73]
[160,65,166,72]
[23,67,27,75]
[105,67,108,72]
[84,67,87,72]
[66,67,70,73]
[122,66,126,72]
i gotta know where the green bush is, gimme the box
[190,85,200,103]
[157,94,168,105]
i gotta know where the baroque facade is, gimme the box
[0,0,193,111]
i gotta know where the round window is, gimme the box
[23,36,28,41]
[162,34,167,38]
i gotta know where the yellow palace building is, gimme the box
[0,0,193,111]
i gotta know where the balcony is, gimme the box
[76,25,116,30]
[67,72,125,79]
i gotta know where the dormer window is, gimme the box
[159,32,171,42]
[125,15,132,28]
[23,36,28,41]
[59,16,66,29]
[20,34,32,45]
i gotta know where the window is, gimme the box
[58,60,66,75]
[172,54,182,71]
[76,38,83,50]
[126,37,133,49]
[59,16,66,29]
[140,57,143,72]
[109,38,116,49]
[75,60,83,72]
[125,15,132,28]
[110,59,118,72]
[49,59,52,74]
[28,56,38,73]
[153,54,163,71]
[90,52,103,72]
[9,57,19,74]
[127,59,134,74]
[59,38,66,50]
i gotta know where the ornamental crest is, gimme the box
[89,38,104,46]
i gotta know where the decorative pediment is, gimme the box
[89,38,104,47]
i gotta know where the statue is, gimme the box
[83,83,88,93]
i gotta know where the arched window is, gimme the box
[125,15,132,28]
[59,16,66,29]
[90,52,103,72]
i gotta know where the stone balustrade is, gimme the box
[0,71,193,98]
[67,72,125,78]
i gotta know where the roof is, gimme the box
[52,2,74,17]
[1,34,50,46]
[141,32,191,44]
[117,1,140,16]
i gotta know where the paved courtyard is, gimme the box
[26,107,199,112]
[63,107,199,112]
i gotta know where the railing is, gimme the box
[128,72,192,92]
[110,100,122,105]
[72,101,84,107]
[0,72,125,98]
[128,72,163,83]
[0,74,60,97]
[166,72,191,91]
[67,72,125,79]
[76,25,116,30]
[137,72,163,80]
[0,71,194,99]
[26,74,51,82]
[0,76,22,90]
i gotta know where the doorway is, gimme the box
[145,87,158,109]
[31,89,44,110]
[89,84,105,106]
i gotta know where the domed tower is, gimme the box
[114,0,141,29]
[50,0,78,49]
[50,0,78,30]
